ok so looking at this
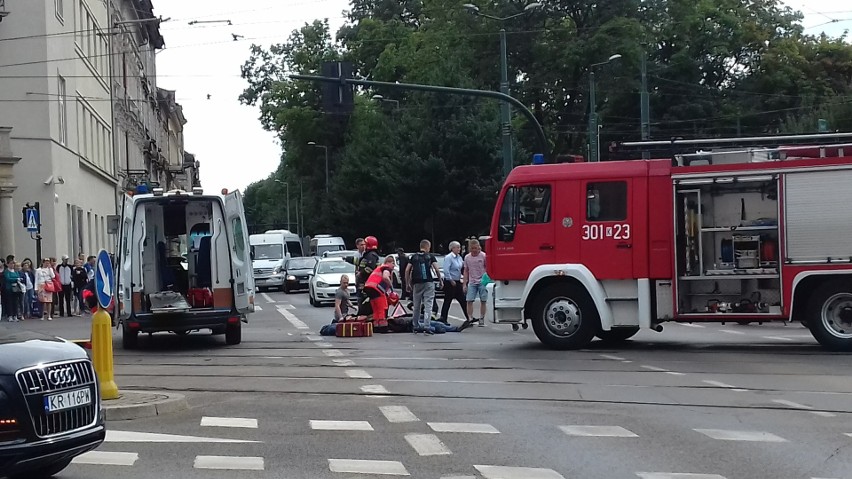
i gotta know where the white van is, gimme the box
[309,234,346,257]
[250,230,302,291]
[115,187,254,348]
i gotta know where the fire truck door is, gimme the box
[492,184,555,280]
[580,179,634,280]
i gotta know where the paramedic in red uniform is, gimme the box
[364,256,396,332]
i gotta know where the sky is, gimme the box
[153,0,851,194]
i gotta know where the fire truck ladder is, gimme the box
[614,132,852,165]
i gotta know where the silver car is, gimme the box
[308,258,356,307]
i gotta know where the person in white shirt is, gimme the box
[35,258,56,321]
[57,255,74,317]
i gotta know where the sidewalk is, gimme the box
[104,390,189,421]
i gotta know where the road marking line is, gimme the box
[380,405,420,423]
[720,329,745,335]
[332,358,356,366]
[328,459,410,476]
[361,384,390,394]
[622,360,633,363]
[694,429,787,442]
[254,305,263,311]
[72,451,139,466]
[200,417,258,429]
[772,399,836,417]
[637,474,727,479]
[405,433,452,456]
[105,430,259,443]
[475,465,565,479]
[600,354,626,361]
[277,306,309,329]
[306,335,322,341]
[763,336,794,341]
[641,365,668,372]
[679,323,705,328]
[559,425,638,437]
[323,349,345,357]
[702,380,740,389]
[346,369,373,379]
[441,476,476,479]
[260,293,274,303]
[428,422,500,434]
[194,455,264,470]
[316,342,333,348]
[310,420,374,431]
[285,303,296,309]
[666,371,686,376]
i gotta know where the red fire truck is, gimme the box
[485,133,852,351]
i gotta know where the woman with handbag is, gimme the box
[35,258,56,321]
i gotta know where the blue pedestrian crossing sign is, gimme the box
[95,249,114,309]
[25,208,39,232]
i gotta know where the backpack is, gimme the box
[409,252,434,284]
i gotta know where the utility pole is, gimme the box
[588,70,599,162]
[640,54,651,159]
[499,28,513,178]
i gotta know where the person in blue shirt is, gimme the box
[439,241,469,325]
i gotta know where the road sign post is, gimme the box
[92,249,119,400]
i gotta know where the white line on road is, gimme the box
[772,399,836,417]
[666,371,687,376]
[329,459,410,476]
[475,465,565,479]
[600,354,626,361]
[637,474,727,479]
[316,342,333,348]
[763,336,794,341]
[361,384,390,394]
[405,433,452,456]
[260,293,274,303]
[679,323,706,328]
[105,430,259,443]
[306,335,322,341]
[194,455,265,470]
[332,358,356,366]
[720,329,745,335]
[277,306,309,329]
[559,425,638,437]
[428,422,500,434]
[254,305,262,311]
[641,365,669,372]
[694,429,787,442]
[323,349,345,357]
[380,405,420,423]
[346,369,373,379]
[310,420,374,431]
[702,380,742,390]
[72,451,139,466]
[200,417,258,429]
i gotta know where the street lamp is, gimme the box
[372,94,400,109]
[588,53,622,162]
[307,142,329,193]
[273,179,290,232]
[463,2,542,179]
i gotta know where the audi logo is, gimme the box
[47,367,77,386]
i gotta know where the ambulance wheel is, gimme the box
[807,280,852,352]
[596,327,640,343]
[225,321,242,345]
[531,283,599,350]
[121,323,138,349]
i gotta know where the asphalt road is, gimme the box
[9,289,852,479]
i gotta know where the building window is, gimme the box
[586,181,628,222]
[55,0,64,22]
[58,75,67,145]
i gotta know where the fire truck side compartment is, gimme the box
[783,169,852,263]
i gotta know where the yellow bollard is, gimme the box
[90,307,119,399]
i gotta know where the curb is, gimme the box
[103,390,189,421]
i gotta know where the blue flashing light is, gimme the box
[532,153,545,165]
[136,184,149,194]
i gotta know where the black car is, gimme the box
[282,256,318,294]
[0,328,105,478]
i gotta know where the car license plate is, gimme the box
[44,387,92,413]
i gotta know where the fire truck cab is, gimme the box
[486,134,852,351]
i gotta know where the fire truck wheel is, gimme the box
[531,283,599,350]
[596,327,640,343]
[808,280,852,351]
[226,321,242,345]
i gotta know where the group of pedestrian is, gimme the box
[342,236,489,334]
[1,253,96,322]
